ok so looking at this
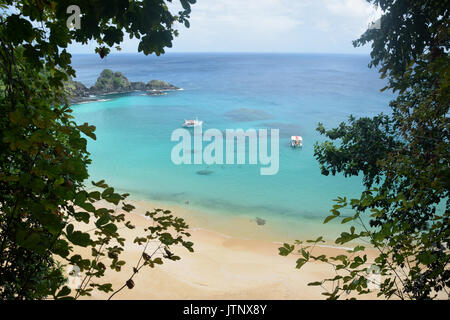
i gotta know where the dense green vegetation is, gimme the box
[0,0,196,299]
[280,0,449,300]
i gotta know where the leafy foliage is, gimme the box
[0,0,195,299]
[280,0,449,300]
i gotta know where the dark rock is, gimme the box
[196,169,214,176]
[146,90,166,96]
[255,217,266,226]
[65,78,91,104]
[130,81,147,91]
[147,80,179,91]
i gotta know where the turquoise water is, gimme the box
[71,53,393,240]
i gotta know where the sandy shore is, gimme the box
[74,199,378,300]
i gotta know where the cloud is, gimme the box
[322,0,382,29]
[69,0,382,54]
[174,0,304,37]
[325,0,371,17]
[167,0,381,53]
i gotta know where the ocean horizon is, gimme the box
[71,52,394,241]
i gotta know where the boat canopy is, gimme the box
[291,136,303,141]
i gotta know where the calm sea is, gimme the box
[71,53,393,240]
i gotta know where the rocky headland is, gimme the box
[66,69,180,104]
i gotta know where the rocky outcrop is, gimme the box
[65,78,92,104]
[130,81,147,91]
[90,69,132,95]
[147,80,179,91]
[146,90,166,96]
[66,69,180,104]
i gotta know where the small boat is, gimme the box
[183,117,203,128]
[290,136,303,148]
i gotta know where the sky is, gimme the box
[68,0,382,55]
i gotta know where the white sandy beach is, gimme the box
[70,199,379,300]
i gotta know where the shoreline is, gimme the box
[129,197,356,249]
[80,198,378,300]
[69,89,183,105]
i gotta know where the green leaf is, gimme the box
[295,258,307,269]
[95,214,111,228]
[97,283,113,293]
[301,249,310,259]
[101,187,114,198]
[324,215,338,224]
[278,243,294,256]
[66,225,92,247]
[77,122,96,140]
[341,216,354,224]
[102,223,118,235]
[52,239,70,258]
[74,211,90,223]
[56,286,71,298]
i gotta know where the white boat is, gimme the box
[183,117,203,128]
[290,136,303,148]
